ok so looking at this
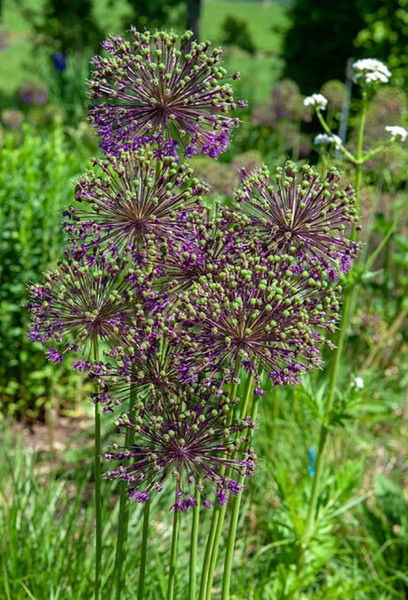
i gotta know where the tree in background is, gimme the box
[21,0,103,53]
[281,0,367,94]
[354,0,408,90]
[114,0,202,39]
[281,0,408,94]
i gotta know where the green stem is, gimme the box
[199,360,242,600]
[316,110,356,164]
[114,393,137,599]
[352,93,368,241]
[303,291,352,541]
[204,372,254,600]
[137,498,151,600]
[93,344,102,600]
[222,382,258,600]
[167,505,181,600]
[303,92,369,548]
[189,486,201,600]
[364,220,396,272]
[114,483,127,599]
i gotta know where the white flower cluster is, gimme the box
[385,125,408,142]
[303,93,328,110]
[351,59,391,85]
[314,133,342,150]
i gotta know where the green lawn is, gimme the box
[0,0,289,103]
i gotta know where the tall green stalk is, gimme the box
[221,380,258,600]
[93,342,102,600]
[137,498,151,600]
[114,393,136,600]
[303,93,368,546]
[189,486,201,600]
[199,360,242,600]
[167,505,181,600]
[203,372,254,600]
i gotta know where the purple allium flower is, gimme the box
[65,147,208,258]
[180,253,340,388]
[235,162,359,275]
[27,254,138,361]
[88,29,243,157]
[155,205,248,292]
[93,325,193,411]
[18,81,48,106]
[2,109,23,129]
[105,391,254,509]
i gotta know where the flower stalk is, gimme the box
[137,498,151,600]
[167,505,181,600]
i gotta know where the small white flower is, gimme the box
[314,133,342,149]
[385,125,408,142]
[353,376,364,389]
[303,93,328,110]
[351,59,391,86]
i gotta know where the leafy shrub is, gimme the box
[221,15,257,55]
[0,123,89,418]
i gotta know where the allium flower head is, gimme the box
[303,93,328,111]
[385,125,408,142]
[64,147,208,257]
[156,205,248,292]
[2,109,23,129]
[18,81,48,106]
[351,59,391,86]
[180,253,340,388]
[105,391,254,510]
[93,315,194,411]
[235,161,358,275]
[270,79,306,121]
[88,29,244,157]
[27,254,139,361]
[320,80,347,111]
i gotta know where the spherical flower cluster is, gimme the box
[92,313,193,411]
[235,161,358,275]
[154,206,249,292]
[64,146,208,258]
[18,81,48,106]
[303,93,328,111]
[384,125,408,143]
[314,133,342,150]
[88,29,244,157]
[351,59,391,86]
[27,254,139,362]
[105,391,254,510]
[180,253,340,388]
[27,26,360,513]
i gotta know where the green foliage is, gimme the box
[21,0,103,53]
[355,0,408,89]
[359,475,408,594]
[281,0,367,93]
[119,0,187,30]
[221,15,257,55]
[0,123,88,418]
[282,0,408,93]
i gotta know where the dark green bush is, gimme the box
[281,0,366,93]
[281,0,408,93]
[0,123,89,418]
[221,15,257,55]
